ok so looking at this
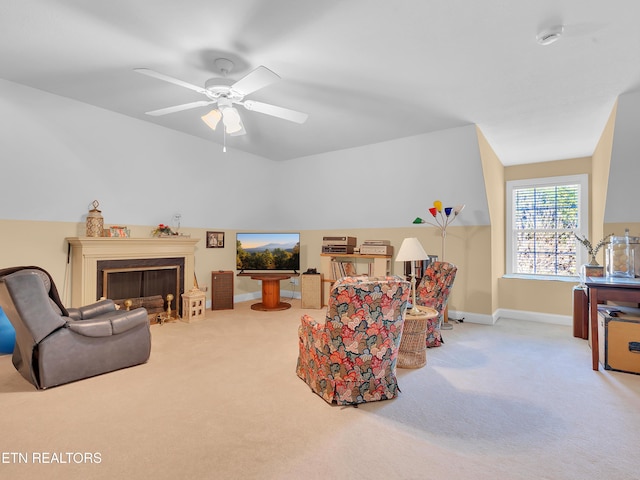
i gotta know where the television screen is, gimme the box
[236,232,300,272]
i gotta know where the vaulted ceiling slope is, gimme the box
[1,0,639,165]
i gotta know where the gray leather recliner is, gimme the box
[0,266,151,389]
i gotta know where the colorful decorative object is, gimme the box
[152,224,175,237]
[413,200,465,260]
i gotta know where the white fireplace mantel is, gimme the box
[67,237,199,308]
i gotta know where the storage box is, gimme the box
[598,307,640,374]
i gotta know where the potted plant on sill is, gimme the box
[574,233,612,278]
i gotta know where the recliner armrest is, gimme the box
[111,308,149,334]
[75,299,116,319]
[66,308,149,337]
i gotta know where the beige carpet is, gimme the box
[1,299,639,480]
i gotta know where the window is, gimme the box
[506,174,588,277]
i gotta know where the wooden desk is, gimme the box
[240,273,294,311]
[585,277,640,370]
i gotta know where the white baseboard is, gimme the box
[448,309,571,326]
[493,308,572,326]
[201,302,569,327]
[448,310,495,325]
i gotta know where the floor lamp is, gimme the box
[395,237,429,316]
[413,201,465,328]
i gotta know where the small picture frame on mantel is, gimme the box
[207,231,225,248]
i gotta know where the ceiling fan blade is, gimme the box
[134,68,206,94]
[242,100,308,124]
[231,66,280,96]
[145,100,214,116]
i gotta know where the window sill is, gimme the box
[502,274,580,283]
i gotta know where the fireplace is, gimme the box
[97,258,184,319]
[67,237,199,321]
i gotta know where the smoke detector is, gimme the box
[536,25,564,45]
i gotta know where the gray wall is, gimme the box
[0,78,490,231]
[606,89,640,223]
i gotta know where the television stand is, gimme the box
[242,273,294,311]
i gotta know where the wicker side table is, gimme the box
[398,306,438,368]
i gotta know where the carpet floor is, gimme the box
[1,299,639,479]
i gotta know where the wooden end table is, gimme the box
[398,306,438,369]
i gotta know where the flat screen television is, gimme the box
[236,232,300,273]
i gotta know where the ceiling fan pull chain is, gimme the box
[223,128,227,153]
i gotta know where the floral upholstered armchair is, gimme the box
[415,261,457,348]
[296,275,410,405]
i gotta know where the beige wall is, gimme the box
[477,126,504,313]
[499,157,591,317]
[604,223,640,239]
[592,101,617,250]
[304,225,493,317]
[498,278,575,316]
[0,220,493,317]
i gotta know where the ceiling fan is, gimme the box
[134,58,308,137]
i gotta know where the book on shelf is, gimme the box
[331,260,357,279]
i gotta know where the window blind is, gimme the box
[512,183,580,275]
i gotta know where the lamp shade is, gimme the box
[395,237,429,262]
[201,109,222,130]
[221,106,245,135]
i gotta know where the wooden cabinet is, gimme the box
[320,253,392,304]
[211,270,234,310]
[301,273,323,309]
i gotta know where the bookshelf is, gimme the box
[320,253,392,304]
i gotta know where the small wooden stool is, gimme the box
[398,306,438,368]
[181,288,206,322]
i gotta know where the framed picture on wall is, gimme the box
[207,231,225,248]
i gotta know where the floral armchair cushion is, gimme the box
[415,261,457,348]
[296,275,410,405]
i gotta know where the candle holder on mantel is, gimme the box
[86,200,104,237]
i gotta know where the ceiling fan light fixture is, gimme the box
[536,25,564,45]
[221,106,245,135]
[201,109,222,131]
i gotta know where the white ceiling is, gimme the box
[1,0,639,165]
